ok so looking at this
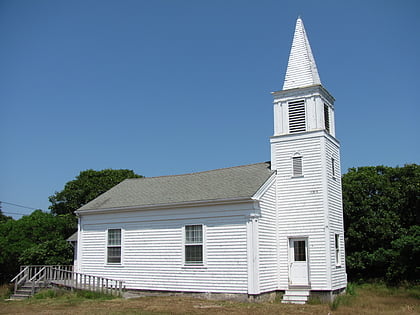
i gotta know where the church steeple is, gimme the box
[271,17,335,140]
[270,18,347,295]
[283,17,321,90]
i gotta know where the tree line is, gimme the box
[0,169,142,282]
[0,165,418,284]
[342,164,419,284]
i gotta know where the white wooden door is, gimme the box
[289,238,309,286]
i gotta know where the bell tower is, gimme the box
[271,17,347,294]
[271,17,336,170]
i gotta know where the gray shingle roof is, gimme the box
[67,231,78,242]
[78,162,273,211]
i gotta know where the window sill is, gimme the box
[291,175,304,179]
[105,263,124,267]
[182,264,207,269]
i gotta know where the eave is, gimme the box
[75,196,256,216]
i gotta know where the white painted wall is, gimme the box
[78,202,257,294]
[256,179,278,293]
[271,131,332,290]
[324,136,347,289]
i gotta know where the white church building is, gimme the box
[74,17,347,303]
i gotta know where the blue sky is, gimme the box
[1,0,419,218]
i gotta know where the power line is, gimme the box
[0,201,38,211]
[2,211,26,216]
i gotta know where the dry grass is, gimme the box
[0,284,418,315]
[0,284,13,300]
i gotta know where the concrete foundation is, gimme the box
[123,289,280,303]
[123,287,345,304]
[310,287,347,303]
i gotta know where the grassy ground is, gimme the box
[0,283,418,315]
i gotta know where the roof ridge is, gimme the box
[125,161,271,181]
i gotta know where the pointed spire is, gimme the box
[283,17,321,90]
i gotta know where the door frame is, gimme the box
[288,237,310,288]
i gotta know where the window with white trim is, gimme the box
[335,233,341,266]
[185,225,203,265]
[292,155,303,177]
[288,100,306,133]
[107,229,121,264]
[332,157,336,178]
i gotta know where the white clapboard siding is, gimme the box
[325,138,347,289]
[257,179,278,293]
[78,203,253,294]
[272,134,330,290]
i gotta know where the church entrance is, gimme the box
[288,238,309,286]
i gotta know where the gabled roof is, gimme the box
[78,162,274,212]
[283,17,321,90]
[67,231,78,242]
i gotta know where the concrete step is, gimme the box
[9,293,31,300]
[15,290,32,296]
[282,289,310,304]
[10,281,47,300]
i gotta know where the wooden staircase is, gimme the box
[10,265,124,300]
[10,281,49,300]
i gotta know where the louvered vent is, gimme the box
[293,156,303,177]
[324,103,330,133]
[288,100,306,133]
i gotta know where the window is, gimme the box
[331,157,336,178]
[107,229,121,264]
[324,103,330,133]
[294,240,306,261]
[185,225,203,265]
[292,155,303,177]
[288,100,306,133]
[335,234,341,266]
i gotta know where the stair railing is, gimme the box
[10,266,30,295]
[28,266,47,295]
[11,265,124,297]
[10,265,74,296]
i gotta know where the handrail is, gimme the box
[10,265,74,296]
[10,266,29,283]
[49,267,124,296]
[52,269,121,283]
[29,266,47,295]
[11,266,30,295]
[28,266,46,282]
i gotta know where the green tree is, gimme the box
[49,169,143,215]
[0,209,12,223]
[0,210,76,282]
[18,239,73,266]
[342,164,419,284]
